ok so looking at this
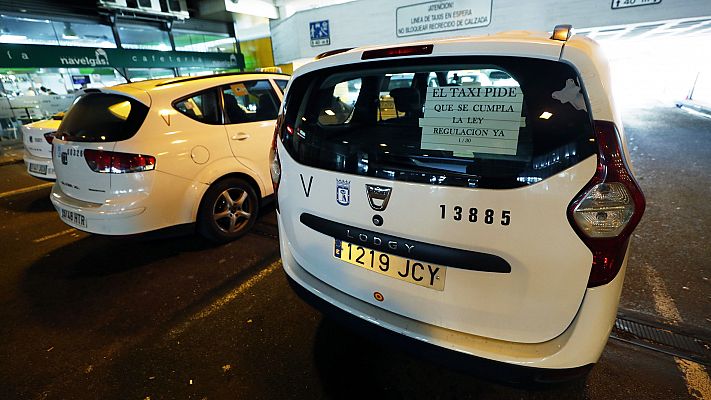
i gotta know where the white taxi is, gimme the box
[51,72,289,242]
[22,113,63,180]
[272,26,645,378]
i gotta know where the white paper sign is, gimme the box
[420,86,524,156]
[396,0,492,37]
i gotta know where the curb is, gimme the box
[676,100,711,118]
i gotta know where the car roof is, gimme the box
[291,28,618,130]
[109,72,290,102]
[293,30,582,78]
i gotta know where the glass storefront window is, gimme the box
[52,21,116,48]
[0,15,58,45]
[0,67,128,140]
[173,30,236,53]
[0,15,116,48]
[177,67,236,77]
[126,68,175,81]
[117,23,171,51]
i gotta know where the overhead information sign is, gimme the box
[310,20,331,47]
[611,0,662,9]
[396,0,492,37]
[420,86,523,156]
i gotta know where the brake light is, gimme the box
[44,132,55,145]
[84,149,156,174]
[361,44,433,60]
[270,133,281,191]
[568,120,645,287]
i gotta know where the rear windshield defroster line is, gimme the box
[300,213,511,273]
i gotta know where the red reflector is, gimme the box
[361,44,433,60]
[84,149,156,174]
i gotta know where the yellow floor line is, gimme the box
[32,228,76,243]
[166,260,282,340]
[644,264,711,399]
[0,182,53,199]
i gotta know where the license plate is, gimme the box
[29,163,47,175]
[60,208,87,228]
[334,239,446,291]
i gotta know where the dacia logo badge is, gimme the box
[366,184,392,211]
[336,179,350,206]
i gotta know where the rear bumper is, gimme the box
[278,211,628,370]
[50,171,205,236]
[50,184,147,235]
[23,151,55,180]
[284,273,592,383]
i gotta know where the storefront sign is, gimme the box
[310,20,331,47]
[396,0,492,37]
[419,86,524,156]
[0,44,244,69]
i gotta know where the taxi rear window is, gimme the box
[57,92,149,142]
[280,56,596,189]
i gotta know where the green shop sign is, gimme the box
[0,43,244,69]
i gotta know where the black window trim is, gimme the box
[272,78,289,94]
[220,79,280,125]
[171,86,225,126]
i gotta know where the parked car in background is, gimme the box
[51,72,289,242]
[22,112,63,180]
[272,26,645,380]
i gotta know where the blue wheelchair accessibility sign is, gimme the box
[310,20,330,47]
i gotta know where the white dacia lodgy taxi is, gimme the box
[51,72,289,242]
[272,26,645,379]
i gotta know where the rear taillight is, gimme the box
[44,132,55,145]
[568,120,645,287]
[269,134,281,192]
[84,149,156,174]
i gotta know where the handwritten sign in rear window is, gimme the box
[420,85,523,156]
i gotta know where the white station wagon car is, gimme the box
[22,113,63,180]
[272,26,645,378]
[51,72,289,242]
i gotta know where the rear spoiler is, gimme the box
[80,86,152,108]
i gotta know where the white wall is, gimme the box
[270,0,711,64]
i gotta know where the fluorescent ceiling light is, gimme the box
[0,34,28,43]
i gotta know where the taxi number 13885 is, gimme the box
[440,205,511,226]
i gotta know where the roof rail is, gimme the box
[551,24,573,41]
[155,71,291,87]
[315,48,354,60]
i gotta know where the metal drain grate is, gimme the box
[611,317,711,365]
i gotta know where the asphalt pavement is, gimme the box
[0,105,709,399]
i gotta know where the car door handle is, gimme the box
[231,133,250,141]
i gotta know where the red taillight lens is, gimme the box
[269,127,282,193]
[84,149,156,174]
[44,132,55,145]
[568,120,646,287]
[361,44,433,60]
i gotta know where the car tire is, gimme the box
[198,177,259,243]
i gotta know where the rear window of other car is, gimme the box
[57,92,149,142]
[280,56,596,189]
